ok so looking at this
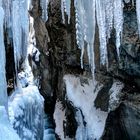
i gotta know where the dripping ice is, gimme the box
[73,0,124,76]
[61,0,71,24]
[74,0,96,80]
[41,0,49,21]
[12,0,29,72]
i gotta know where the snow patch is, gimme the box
[54,101,66,140]
[109,81,124,111]
[64,75,108,140]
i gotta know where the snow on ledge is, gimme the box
[108,80,124,111]
[54,100,73,140]
[64,74,108,140]
[54,101,66,140]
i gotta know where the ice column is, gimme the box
[96,0,108,66]
[12,0,29,70]
[0,0,8,110]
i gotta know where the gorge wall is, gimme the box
[30,0,140,140]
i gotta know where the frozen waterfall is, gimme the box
[0,0,45,139]
[2,0,29,72]
[12,0,29,71]
[0,0,8,111]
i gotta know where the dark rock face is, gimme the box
[94,77,113,112]
[4,29,16,95]
[64,101,77,138]
[102,102,140,140]
[120,1,140,83]
[30,0,55,114]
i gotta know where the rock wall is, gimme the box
[30,0,140,139]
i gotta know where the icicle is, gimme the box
[12,0,29,73]
[19,0,29,59]
[27,0,32,10]
[74,0,85,67]
[74,0,96,80]
[0,0,8,110]
[74,0,85,49]
[61,0,71,24]
[136,0,140,37]
[12,0,22,71]
[61,0,65,23]
[40,0,49,21]
[113,0,123,60]
[64,0,71,24]
[105,0,113,39]
[84,0,96,78]
[2,0,12,39]
[96,0,108,66]
[74,0,124,75]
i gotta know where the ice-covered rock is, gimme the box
[64,75,108,140]
[0,106,20,140]
[9,85,44,140]
[0,0,8,110]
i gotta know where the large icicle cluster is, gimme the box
[74,0,123,73]
[2,0,29,71]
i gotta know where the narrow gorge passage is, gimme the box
[0,0,140,140]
